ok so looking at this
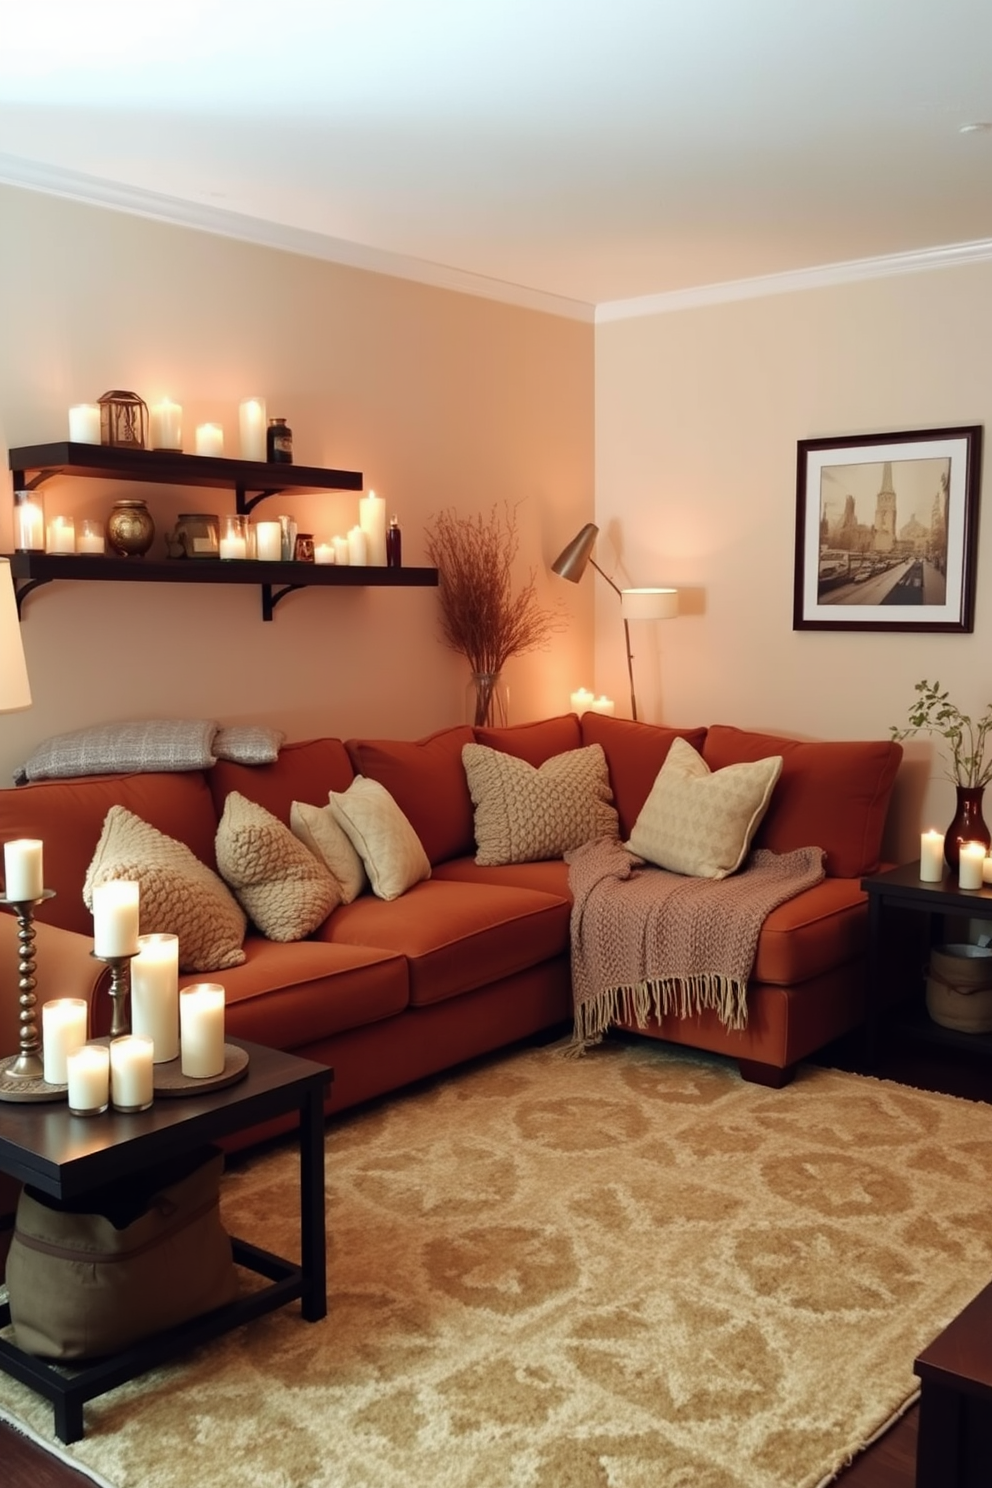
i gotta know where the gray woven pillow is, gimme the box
[213,726,285,766]
[18,720,218,782]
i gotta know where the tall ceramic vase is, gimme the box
[944,785,991,870]
[466,671,508,729]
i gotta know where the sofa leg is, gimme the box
[737,1059,795,1089]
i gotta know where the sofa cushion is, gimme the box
[317,879,569,1006]
[328,777,431,900]
[83,806,246,972]
[215,792,341,941]
[0,772,221,937]
[208,738,355,827]
[579,713,709,838]
[290,800,367,903]
[463,741,619,866]
[433,855,573,901]
[626,737,782,879]
[474,713,583,766]
[702,725,903,878]
[752,878,869,984]
[212,725,284,765]
[345,726,475,865]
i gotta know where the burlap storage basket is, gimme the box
[926,943,992,1033]
[5,1146,239,1359]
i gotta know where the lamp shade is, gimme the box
[621,587,679,621]
[0,558,31,712]
[551,523,599,583]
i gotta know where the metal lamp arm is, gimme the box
[588,558,638,720]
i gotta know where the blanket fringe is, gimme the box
[565,974,748,1056]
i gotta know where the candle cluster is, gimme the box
[570,688,616,716]
[67,395,275,461]
[919,828,992,891]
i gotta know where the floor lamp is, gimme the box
[551,523,677,721]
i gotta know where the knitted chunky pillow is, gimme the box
[290,800,367,904]
[215,792,341,940]
[626,736,783,879]
[462,741,619,866]
[83,807,246,972]
[327,777,430,901]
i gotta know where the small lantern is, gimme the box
[98,390,149,450]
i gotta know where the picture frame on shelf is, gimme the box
[793,424,982,633]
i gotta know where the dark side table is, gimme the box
[0,1039,331,1442]
[915,1279,992,1487]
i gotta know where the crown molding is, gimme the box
[0,154,596,324]
[595,239,992,322]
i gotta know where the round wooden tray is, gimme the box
[152,1044,250,1097]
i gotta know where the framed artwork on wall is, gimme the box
[793,424,982,633]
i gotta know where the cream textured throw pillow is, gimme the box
[290,800,368,904]
[327,777,430,901]
[462,741,619,867]
[626,736,783,879]
[216,792,341,941]
[83,806,246,972]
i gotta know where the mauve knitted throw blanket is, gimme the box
[565,838,825,1053]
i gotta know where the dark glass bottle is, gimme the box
[266,417,293,464]
[386,515,402,568]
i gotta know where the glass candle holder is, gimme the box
[219,514,249,560]
[14,490,45,552]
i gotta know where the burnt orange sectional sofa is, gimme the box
[0,712,901,1134]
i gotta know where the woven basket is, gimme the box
[926,943,992,1033]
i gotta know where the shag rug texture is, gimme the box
[3,1038,992,1488]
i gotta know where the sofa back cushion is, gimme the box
[208,738,355,826]
[701,725,903,878]
[345,726,475,866]
[0,771,219,936]
[474,714,583,766]
[579,713,709,839]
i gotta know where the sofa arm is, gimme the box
[0,913,108,1053]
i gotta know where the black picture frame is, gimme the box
[793,425,982,632]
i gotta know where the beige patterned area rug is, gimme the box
[4,1037,992,1488]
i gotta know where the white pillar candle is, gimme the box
[332,535,350,565]
[46,515,75,554]
[239,397,267,461]
[77,519,105,554]
[131,933,180,1062]
[591,696,616,716]
[570,688,595,714]
[67,1043,110,1115]
[150,399,183,451]
[919,830,945,883]
[314,542,335,565]
[68,404,101,444]
[180,983,226,1078]
[959,841,986,890]
[347,526,368,566]
[4,838,44,901]
[42,998,88,1085]
[13,493,45,551]
[110,1034,154,1111]
[359,490,387,566]
[195,422,224,457]
[92,880,140,957]
[255,520,283,562]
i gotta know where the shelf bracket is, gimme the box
[12,576,51,617]
[237,484,285,517]
[261,582,305,621]
[11,467,61,493]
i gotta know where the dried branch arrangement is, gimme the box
[424,504,566,679]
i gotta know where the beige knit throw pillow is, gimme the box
[290,800,368,904]
[327,777,431,901]
[625,736,783,879]
[216,792,342,940]
[462,741,619,866]
[84,806,246,972]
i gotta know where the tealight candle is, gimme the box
[219,514,249,560]
[150,399,183,451]
[919,830,945,883]
[131,933,180,1062]
[46,515,75,554]
[255,520,282,562]
[77,518,105,554]
[110,1034,154,1111]
[3,838,43,901]
[570,688,595,714]
[958,841,986,891]
[195,422,224,457]
[92,880,140,957]
[239,397,267,461]
[67,1043,110,1115]
[359,489,387,566]
[42,998,88,1085]
[68,403,101,444]
[180,983,226,1078]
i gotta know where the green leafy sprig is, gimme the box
[891,679,992,788]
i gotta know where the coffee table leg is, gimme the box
[299,1084,326,1321]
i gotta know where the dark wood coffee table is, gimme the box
[0,1039,332,1442]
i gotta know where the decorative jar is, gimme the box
[106,499,155,558]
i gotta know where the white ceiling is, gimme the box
[1,0,992,318]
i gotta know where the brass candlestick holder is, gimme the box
[0,889,66,1103]
[91,949,136,1037]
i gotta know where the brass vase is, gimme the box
[106,499,155,558]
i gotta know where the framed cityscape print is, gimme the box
[793,425,982,632]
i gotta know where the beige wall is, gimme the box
[0,186,594,784]
[595,263,992,862]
